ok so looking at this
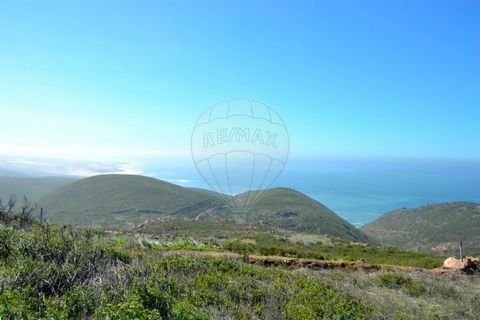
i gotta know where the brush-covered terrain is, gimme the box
[362,202,480,255]
[1,199,479,320]
[38,174,370,242]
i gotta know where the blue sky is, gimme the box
[0,0,479,166]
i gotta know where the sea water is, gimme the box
[144,157,480,227]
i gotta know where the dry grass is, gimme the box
[296,268,480,320]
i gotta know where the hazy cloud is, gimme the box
[0,156,143,177]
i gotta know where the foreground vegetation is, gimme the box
[0,222,371,319]
[0,205,478,319]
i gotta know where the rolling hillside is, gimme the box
[0,176,77,202]
[39,174,371,242]
[361,202,480,255]
[39,174,224,227]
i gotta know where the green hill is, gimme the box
[39,174,370,242]
[361,202,480,255]
[0,176,77,202]
[39,174,223,227]
[239,188,370,242]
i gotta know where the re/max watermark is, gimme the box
[202,127,279,149]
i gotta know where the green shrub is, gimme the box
[376,272,426,296]
[94,298,162,320]
[0,290,30,319]
[377,272,410,289]
[172,299,208,320]
[285,279,371,319]
[403,278,426,296]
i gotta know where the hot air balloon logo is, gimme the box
[191,98,289,211]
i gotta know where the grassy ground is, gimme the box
[298,268,479,320]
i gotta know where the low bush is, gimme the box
[376,272,426,296]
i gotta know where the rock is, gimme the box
[443,256,480,273]
[443,257,468,270]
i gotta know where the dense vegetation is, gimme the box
[0,210,372,319]
[362,202,480,255]
[38,174,369,242]
[0,203,479,319]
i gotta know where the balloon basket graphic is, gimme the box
[191,98,289,211]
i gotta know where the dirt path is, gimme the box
[159,249,440,273]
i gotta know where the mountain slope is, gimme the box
[361,202,480,255]
[239,188,371,242]
[0,176,77,202]
[38,174,371,242]
[39,174,223,227]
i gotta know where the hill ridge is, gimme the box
[39,174,370,242]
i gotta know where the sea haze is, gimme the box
[146,157,480,227]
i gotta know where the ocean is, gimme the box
[145,157,480,227]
